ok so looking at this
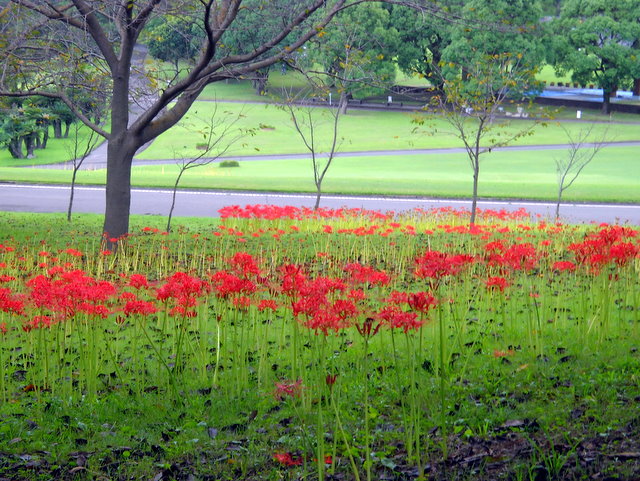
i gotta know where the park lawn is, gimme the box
[0,124,106,166]
[136,102,640,160]
[1,147,638,203]
[129,147,640,202]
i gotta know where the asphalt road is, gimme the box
[1,183,639,225]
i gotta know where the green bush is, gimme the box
[219,160,240,168]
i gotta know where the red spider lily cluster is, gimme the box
[0,208,638,342]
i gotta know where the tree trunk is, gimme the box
[67,166,79,222]
[24,134,36,158]
[102,138,137,245]
[64,121,72,138]
[633,79,640,97]
[8,139,24,159]
[167,169,186,232]
[252,69,269,95]
[338,90,349,115]
[555,187,563,220]
[470,167,479,225]
[314,185,322,210]
[601,91,611,115]
[53,120,63,138]
[41,127,49,149]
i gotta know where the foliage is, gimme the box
[307,3,400,111]
[144,16,204,69]
[550,0,640,113]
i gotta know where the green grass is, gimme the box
[537,64,572,85]
[136,101,640,160]
[0,124,106,166]
[1,147,638,203]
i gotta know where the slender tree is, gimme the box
[66,123,101,221]
[282,83,343,210]
[554,123,609,220]
[417,53,545,225]
[166,106,247,232]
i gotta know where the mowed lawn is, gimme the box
[136,102,640,159]
[3,146,635,203]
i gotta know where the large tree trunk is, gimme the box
[633,79,640,97]
[24,133,36,158]
[8,139,24,159]
[601,91,611,114]
[53,120,63,138]
[40,126,49,149]
[103,138,137,244]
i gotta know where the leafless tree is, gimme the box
[65,122,101,222]
[282,83,342,210]
[554,123,610,220]
[166,106,247,232]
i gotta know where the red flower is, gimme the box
[485,276,509,292]
[273,452,303,466]
[128,274,150,289]
[552,261,576,272]
[406,291,438,313]
[377,306,422,333]
[123,299,158,317]
[274,379,304,400]
[258,299,278,311]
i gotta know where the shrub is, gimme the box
[219,160,240,168]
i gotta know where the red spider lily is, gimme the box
[326,373,338,387]
[273,452,303,466]
[128,274,150,289]
[63,248,83,257]
[156,272,210,318]
[552,261,577,272]
[22,315,54,332]
[485,276,509,292]
[0,287,24,315]
[355,317,383,338]
[274,379,304,400]
[343,263,390,287]
[406,291,438,314]
[414,250,475,283]
[123,299,158,317]
[26,270,115,319]
[257,299,278,312]
[232,296,251,309]
[226,251,261,277]
[493,349,515,358]
[0,322,7,334]
[209,271,256,299]
[385,290,409,305]
[304,298,357,335]
[487,243,539,271]
[279,264,308,299]
[377,306,422,333]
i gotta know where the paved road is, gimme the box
[1,183,639,225]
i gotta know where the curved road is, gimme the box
[1,183,639,225]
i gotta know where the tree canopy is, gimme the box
[551,0,640,113]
